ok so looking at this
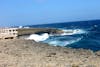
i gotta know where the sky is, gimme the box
[0,0,100,26]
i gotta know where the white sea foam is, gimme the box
[61,29,86,36]
[19,26,23,28]
[47,37,82,46]
[26,29,85,46]
[27,33,49,42]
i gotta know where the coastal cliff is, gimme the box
[0,39,100,67]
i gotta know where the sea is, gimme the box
[24,20,100,51]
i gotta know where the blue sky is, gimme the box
[0,0,100,26]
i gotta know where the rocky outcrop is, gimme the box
[0,39,100,67]
[17,28,63,36]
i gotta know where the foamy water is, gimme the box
[61,29,87,36]
[27,33,49,42]
[25,20,100,51]
[26,29,86,47]
[48,37,83,46]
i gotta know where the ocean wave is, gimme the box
[43,37,83,47]
[60,29,87,36]
[25,20,100,51]
[26,33,49,42]
[26,29,85,46]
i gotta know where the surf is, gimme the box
[60,29,87,36]
[43,37,83,47]
[27,33,49,42]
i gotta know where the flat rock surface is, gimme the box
[0,39,100,67]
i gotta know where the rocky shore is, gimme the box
[18,28,63,36]
[0,39,100,67]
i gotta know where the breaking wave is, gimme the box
[43,37,83,46]
[26,29,86,47]
[27,33,49,42]
[25,20,100,51]
[60,29,87,36]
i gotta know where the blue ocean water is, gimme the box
[27,20,100,51]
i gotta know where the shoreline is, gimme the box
[0,39,100,67]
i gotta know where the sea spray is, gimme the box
[25,20,100,51]
[60,29,87,36]
[44,37,83,46]
[27,33,49,42]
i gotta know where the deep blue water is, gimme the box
[27,20,100,51]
